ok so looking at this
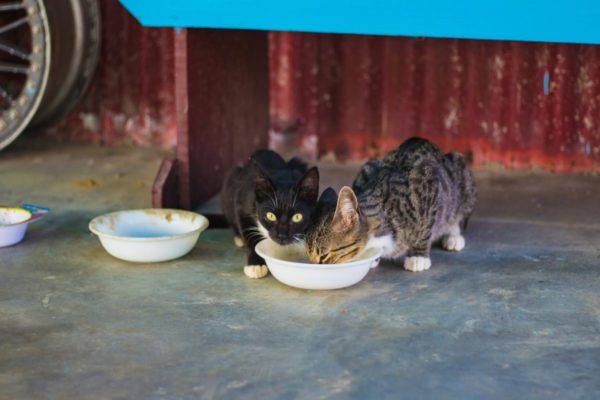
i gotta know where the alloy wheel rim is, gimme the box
[0,0,50,150]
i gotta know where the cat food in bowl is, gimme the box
[255,239,381,290]
[89,209,208,263]
[0,207,33,247]
[0,205,49,247]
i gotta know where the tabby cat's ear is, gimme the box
[318,187,338,206]
[332,186,359,232]
[296,167,319,203]
[316,187,337,218]
[254,166,275,202]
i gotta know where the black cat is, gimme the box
[221,150,319,278]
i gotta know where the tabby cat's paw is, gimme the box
[233,236,244,248]
[244,265,269,279]
[404,256,431,272]
[442,235,465,252]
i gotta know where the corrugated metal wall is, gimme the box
[270,32,600,172]
[39,6,600,172]
[43,0,176,147]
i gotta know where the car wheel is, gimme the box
[29,0,101,130]
[0,0,51,150]
[0,0,101,150]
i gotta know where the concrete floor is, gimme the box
[1,141,600,399]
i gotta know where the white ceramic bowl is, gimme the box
[0,207,32,247]
[255,239,382,290]
[89,209,209,263]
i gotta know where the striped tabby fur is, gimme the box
[306,137,477,272]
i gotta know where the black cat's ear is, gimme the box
[332,186,359,232]
[254,166,275,202]
[296,167,319,203]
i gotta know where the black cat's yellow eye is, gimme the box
[266,212,277,222]
[292,213,303,223]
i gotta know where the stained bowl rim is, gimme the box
[0,206,33,227]
[88,209,209,242]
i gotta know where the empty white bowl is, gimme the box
[255,239,382,290]
[89,209,209,263]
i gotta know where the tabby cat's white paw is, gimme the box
[442,235,465,252]
[404,256,431,272]
[233,236,244,248]
[244,265,269,279]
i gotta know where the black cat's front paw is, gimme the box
[244,265,269,279]
[233,236,244,248]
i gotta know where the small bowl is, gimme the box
[255,239,382,290]
[89,209,209,263]
[0,207,33,247]
[0,204,49,247]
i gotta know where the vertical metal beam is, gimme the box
[174,28,191,209]
[174,28,269,209]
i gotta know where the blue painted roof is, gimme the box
[119,0,600,45]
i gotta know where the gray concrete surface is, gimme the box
[1,141,599,399]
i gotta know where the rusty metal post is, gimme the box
[152,28,269,209]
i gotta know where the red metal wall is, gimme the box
[39,8,600,173]
[269,32,600,172]
[43,0,176,147]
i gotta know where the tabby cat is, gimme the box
[306,137,476,272]
[221,150,319,278]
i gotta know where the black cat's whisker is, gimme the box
[292,235,304,244]
[244,233,267,242]
[263,192,279,209]
[248,234,264,241]
[244,228,266,238]
[243,225,267,240]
